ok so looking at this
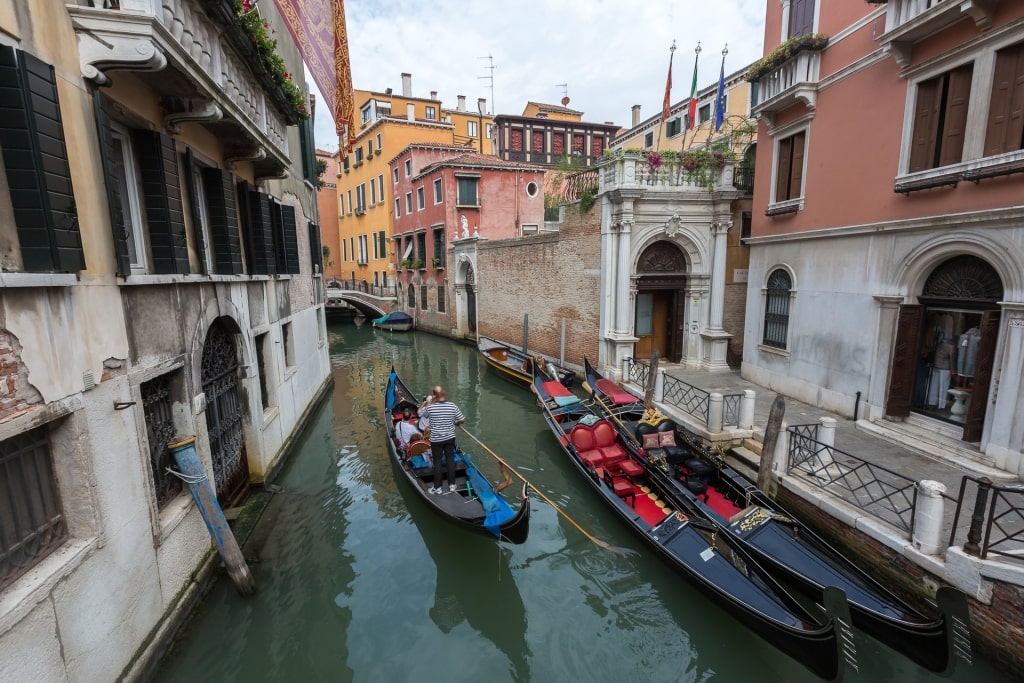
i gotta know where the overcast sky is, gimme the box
[311,1,767,151]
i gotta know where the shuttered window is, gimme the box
[984,41,1024,157]
[243,188,276,275]
[92,91,131,276]
[280,204,300,274]
[0,46,84,272]
[308,221,322,274]
[202,168,244,274]
[788,0,815,39]
[908,64,973,172]
[774,131,805,202]
[133,131,189,274]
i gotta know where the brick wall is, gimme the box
[0,329,43,420]
[779,487,1024,677]
[476,202,601,370]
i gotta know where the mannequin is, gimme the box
[927,314,955,409]
[957,326,981,379]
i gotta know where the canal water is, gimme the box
[156,324,1008,683]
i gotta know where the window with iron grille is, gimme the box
[763,269,792,349]
[141,373,183,508]
[407,283,416,307]
[420,285,428,310]
[1,426,68,592]
[437,284,446,313]
[256,332,270,409]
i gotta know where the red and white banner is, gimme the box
[273,0,355,150]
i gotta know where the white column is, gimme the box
[708,392,724,432]
[989,304,1024,474]
[614,219,634,333]
[816,416,837,468]
[740,389,756,430]
[654,367,665,402]
[913,480,948,555]
[773,420,789,474]
[709,221,730,331]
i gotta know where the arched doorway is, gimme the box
[886,255,1003,441]
[466,265,477,335]
[201,318,249,505]
[634,241,687,361]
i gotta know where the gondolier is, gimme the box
[419,386,466,494]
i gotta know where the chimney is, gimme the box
[430,90,437,100]
[407,103,415,121]
[457,95,466,111]
[631,105,641,127]
[401,72,412,97]
[477,98,487,114]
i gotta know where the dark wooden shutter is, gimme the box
[984,44,1024,156]
[236,179,253,273]
[909,78,941,173]
[270,199,286,274]
[281,205,300,274]
[788,132,805,200]
[0,46,84,272]
[181,149,209,275]
[788,0,815,38]
[938,64,973,167]
[134,130,189,274]
[201,168,243,274]
[308,221,322,275]
[775,136,793,201]
[962,310,1001,442]
[244,189,274,275]
[885,304,923,417]
[299,116,316,182]
[91,90,131,277]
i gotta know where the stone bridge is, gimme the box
[325,286,398,318]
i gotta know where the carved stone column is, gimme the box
[700,220,732,370]
[615,218,634,334]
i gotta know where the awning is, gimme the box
[402,240,414,259]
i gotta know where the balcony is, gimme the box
[598,151,742,195]
[876,0,999,67]
[66,0,294,177]
[751,50,821,127]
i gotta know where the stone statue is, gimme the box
[460,215,469,238]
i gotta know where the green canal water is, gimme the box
[155,324,1010,682]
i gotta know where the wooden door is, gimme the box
[886,305,923,417]
[634,292,654,359]
[650,292,670,357]
[963,310,1000,442]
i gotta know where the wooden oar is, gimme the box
[588,389,643,449]
[458,424,623,556]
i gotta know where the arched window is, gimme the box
[407,283,415,308]
[763,269,792,349]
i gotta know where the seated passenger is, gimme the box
[395,409,422,452]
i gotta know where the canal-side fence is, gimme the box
[625,357,750,431]
[949,476,1024,563]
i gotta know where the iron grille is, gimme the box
[763,269,791,348]
[142,373,182,507]
[1,428,67,592]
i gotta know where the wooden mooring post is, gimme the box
[757,394,786,494]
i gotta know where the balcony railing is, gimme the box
[599,151,740,193]
[752,50,821,125]
[877,0,998,66]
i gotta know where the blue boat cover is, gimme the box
[373,311,414,325]
[462,454,516,537]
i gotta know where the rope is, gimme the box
[459,425,623,556]
[166,467,207,485]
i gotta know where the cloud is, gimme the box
[312,0,765,151]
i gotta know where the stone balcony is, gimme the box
[67,0,292,177]
[876,0,999,67]
[598,151,741,196]
[751,50,821,127]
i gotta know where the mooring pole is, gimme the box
[168,436,256,596]
[643,351,660,408]
[757,394,786,494]
[963,477,992,557]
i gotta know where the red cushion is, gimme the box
[620,460,644,477]
[596,378,635,405]
[592,421,617,449]
[542,380,573,399]
[600,444,627,463]
[570,424,596,451]
[641,432,661,450]
[659,431,677,448]
[612,480,633,496]
[579,449,605,468]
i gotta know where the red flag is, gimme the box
[274,0,355,152]
[661,46,674,123]
[687,47,700,129]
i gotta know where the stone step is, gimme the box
[856,418,1016,482]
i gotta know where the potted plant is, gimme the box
[400,258,412,270]
[432,257,443,269]
[411,258,424,270]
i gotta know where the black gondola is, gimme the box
[477,335,574,388]
[385,368,530,544]
[582,357,972,675]
[531,365,855,681]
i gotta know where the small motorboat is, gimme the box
[477,335,573,388]
[372,310,414,332]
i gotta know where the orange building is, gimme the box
[316,148,340,280]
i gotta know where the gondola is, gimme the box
[477,335,574,388]
[384,368,530,544]
[531,365,854,681]
[582,357,971,675]
[372,310,414,332]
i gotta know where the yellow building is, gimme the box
[331,73,494,290]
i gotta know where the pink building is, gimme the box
[745,1,1024,476]
[390,144,546,335]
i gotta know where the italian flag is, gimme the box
[687,54,699,129]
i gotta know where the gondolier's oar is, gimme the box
[458,425,623,556]
[588,390,643,450]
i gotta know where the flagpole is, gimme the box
[714,44,729,134]
[681,42,701,155]
[657,40,676,153]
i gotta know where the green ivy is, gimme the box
[745,33,829,82]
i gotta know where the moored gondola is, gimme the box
[582,357,971,675]
[531,365,855,681]
[477,335,574,388]
[385,368,530,544]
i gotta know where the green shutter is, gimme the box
[281,204,300,274]
[91,90,131,277]
[308,221,322,275]
[181,148,209,275]
[0,46,84,272]
[202,168,243,274]
[134,130,189,274]
[243,188,275,275]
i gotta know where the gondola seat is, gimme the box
[600,468,635,507]
[592,421,627,465]
[619,459,645,480]
[684,457,715,480]
[569,423,605,468]
[595,378,636,405]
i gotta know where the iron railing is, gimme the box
[787,425,919,532]
[949,476,1024,563]
[626,357,743,427]
[328,279,397,299]
[625,357,650,392]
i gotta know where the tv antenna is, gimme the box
[478,54,496,114]
[556,83,569,106]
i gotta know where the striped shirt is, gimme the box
[419,400,464,442]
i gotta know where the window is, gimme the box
[774,130,806,202]
[486,123,493,139]
[763,269,792,349]
[425,106,436,120]
[909,64,972,172]
[339,193,345,216]
[347,189,353,214]
[394,198,401,217]
[141,372,184,508]
[370,178,377,206]
[354,147,364,165]
[468,120,478,138]
[433,178,443,203]
[699,103,711,124]
[361,105,371,124]
[456,176,479,205]
[372,233,378,259]
[405,192,413,213]
[432,227,445,265]
[356,184,367,213]
[420,284,428,310]
[110,124,148,271]
[378,231,387,259]
[417,186,425,210]
[378,174,385,203]
[526,181,539,197]
[358,234,368,264]
[787,0,815,39]
[255,332,271,409]
[393,167,399,184]
[416,232,427,263]
[666,118,681,137]
[984,42,1024,157]
[376,133,382,152]
[404,159,412,177]
[366,139,374,157]
[1,426,68,591]
[522,224,539,234]
[282,322,295,367]
[644,131,654,148]
[407,283,415,307]
[437,285,446,312]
